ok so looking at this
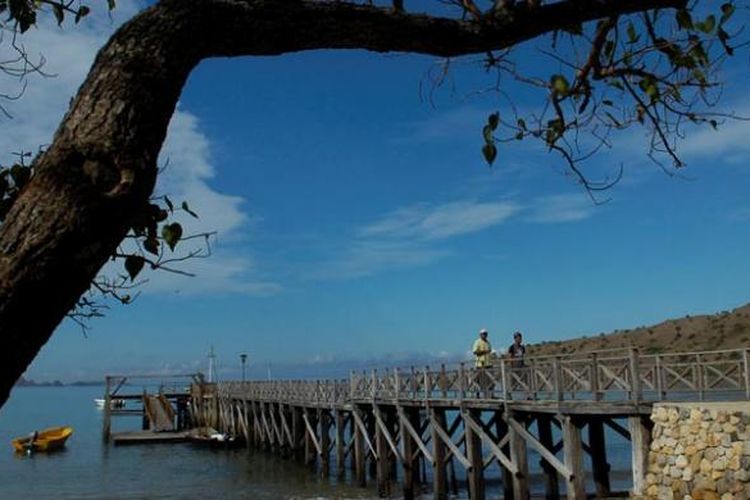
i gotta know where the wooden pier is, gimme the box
[101,373,201,443]
[191,347,750,499]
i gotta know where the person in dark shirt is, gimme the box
[507,331,526,368]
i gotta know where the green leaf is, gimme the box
[482,124,493,144]
[550,74,570,95]
[688,42,709,67]
[75,5,90,23]
[626,22,639,44]
[516,118,526,130]
[717,28,734,56]
[695,15,716,34]
[124,255,145,281]
[481,143,497,165]
[161,222,183,251]
[17,9,36,33]
[604,40,615,59]
[52,4,64,25]
[164,195,174,213]
[143,237,159,256]
[181,201,198,218]
[514,131,524,141]
[675,9,693,30]
[709,120,718,130]
[692,68,708,87]
[639,76,660,102]
[545,118,564,146]
[487,112,500,131]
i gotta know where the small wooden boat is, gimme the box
[94,398,125,409]
[186,427,239,449]
[12,426,73,453]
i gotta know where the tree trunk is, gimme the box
[0,0,684,408]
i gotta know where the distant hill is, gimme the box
[15,376,64,387]
[527,302,750,357]
[14,376,102,387]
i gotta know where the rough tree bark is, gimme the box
[0,0,684,408]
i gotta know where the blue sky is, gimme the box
[3,2,749,382]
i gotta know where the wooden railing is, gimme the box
[217,347,750,406]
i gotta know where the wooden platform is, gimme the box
[112,430,189,445]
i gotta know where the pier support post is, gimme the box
[102,376,112,442]
[561,415,585,499]
[629,415,652,497]
[241,399,250,449]
[292,406,304,460]
[588,418,611,497]
[303,408,317,466]
[400,406,417,499]
[320,408,331,476]
[536,414,560,499]
[508,413,529,500]
[494,413,514,499]
[465,409,485,500]
[335,410,346,478]
[365,411,377,480]
[375,408,390,496]
[354,407,367,487]
[430,407,448,499]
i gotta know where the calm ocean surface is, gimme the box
[0,386,379,499]
[0,386,635,498]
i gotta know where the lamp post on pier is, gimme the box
[240,353,248,382]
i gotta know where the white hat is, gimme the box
[479,328,488,334]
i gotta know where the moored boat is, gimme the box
[186,427,239,449]
[94,398,125,409]
[12,426,73,453]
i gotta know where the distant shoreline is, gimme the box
[14,379,103,388]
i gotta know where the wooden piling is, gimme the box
[353,406,367,487]
[536,414,560,499]
[630,415,652,497]
[561,415,585,499]
[430,407,447,499]
[588,417,611,497]
[400,406,417,499]
[335,410,346,478]
[320,408,331,476]
[465,408,485,499]
[102,376,112,442]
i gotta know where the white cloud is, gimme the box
[312,199,520,280]
[360,200,521,241]
[678,115,750,164]
[0,2,278,296]
[526,194,596,223]
[0,2,142,159]
[397,106,489,144]
[308,240,450,280]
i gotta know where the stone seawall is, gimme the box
[643,402,750,500]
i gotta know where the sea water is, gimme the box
[0,386,635,498]
[0,386,377,499]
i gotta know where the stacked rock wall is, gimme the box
[644,402,750,500]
